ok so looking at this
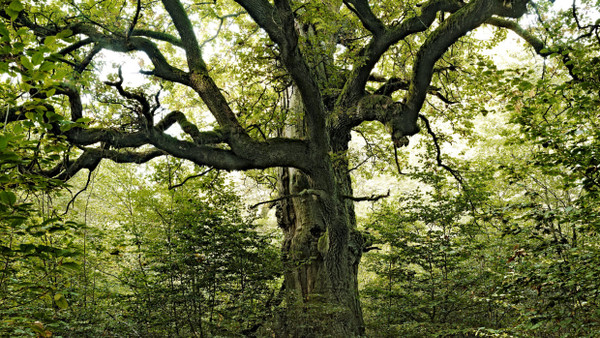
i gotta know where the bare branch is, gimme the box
[393,146,409,176]
[343,190,390,202]
[58,38,95,55]
[148,129,313,172]
[249,189,326,209]
[337,0,464,107]
[0,105,30,125]
[63,170,93,215]
[130,29,182,47]
[169,167,214,190]
[418,114,464,186]
[200,12,245,50]
[374,66,457,96]
[233,0,283,43]
[387,0,525,144]
[236,0,328,146]
[126,37,189,83]
[75,44,103,73]
[127,0,143,39]
[104,67,153,126]
[53,150,103,181]
[155,111,225,144]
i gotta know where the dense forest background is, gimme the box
[2,0,600,336]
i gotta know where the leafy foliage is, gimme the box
[106,165,281,337]
[361,3,600,333]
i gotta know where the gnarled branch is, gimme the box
[337,0,464,108]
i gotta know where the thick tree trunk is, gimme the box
[270,63,364,333]
[275,142,364,336]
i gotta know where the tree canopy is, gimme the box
[0,0,538,176]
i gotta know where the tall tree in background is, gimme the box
[0,0,580,335]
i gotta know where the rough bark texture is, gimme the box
[274,88,364,336]
[276,164,364,337]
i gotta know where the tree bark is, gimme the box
[276,166,364,337]
[275,89,364,337]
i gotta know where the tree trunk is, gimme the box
[276,166,364,337]
[275,88,364,336]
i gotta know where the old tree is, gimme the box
[0,0,583,335]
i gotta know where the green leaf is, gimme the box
[57,29,73,39]
[19,55,33,70]
[0,135,8,149]
[59,121,76,132]
[12,42,24,53]
[60,261,80,270]
[18,243,35,253]
[44,35,56,46]
[54,293,69,309]
[6,8,19,20]
[15,27,27,37]
[40,217,60,228]
[29,322,48,335]
[8,215,27,227]
[39,61,54,72]
[9,0,24,13]
[32,51,44,65]
[0,23,9,38]
[75,117,92,124]
[0,190,17,206]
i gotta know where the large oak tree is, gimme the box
[0,0,577,335]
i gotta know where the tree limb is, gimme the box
[249,189,327,209]
[343,190,390,202]
[155,111,225,144]
[388,0,529,144]
[337,0,464,108]
[233,0,284,43]
[160,0,207,72]
[104,67,153,126]
[168,167,214,190]
[419,114,464,186]
[127,0,143,39]
[130,29,182,47]
[50,20,189,84]
[342,0,385,36]
[63,170,93,215]
[374,66,457,96]
[486,17,580,82]
[236,0,328,147]
[148,129,313,172]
